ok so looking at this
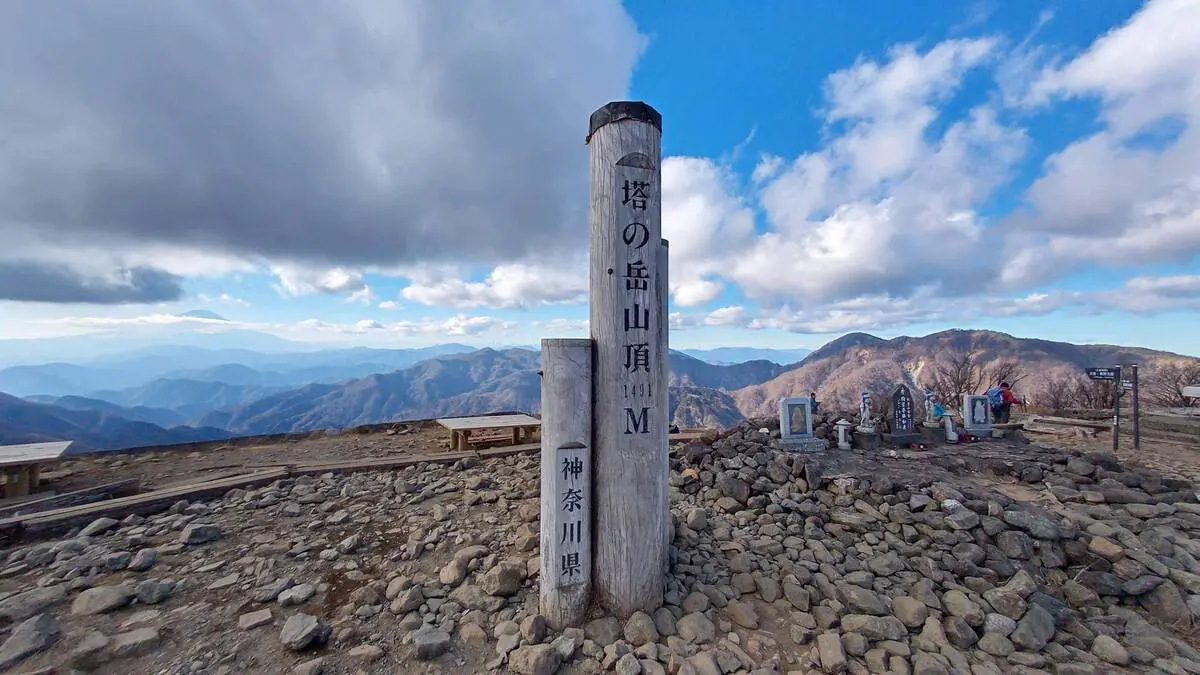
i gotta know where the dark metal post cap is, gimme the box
[587,101,662,143]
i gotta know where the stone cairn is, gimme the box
[0,422,1198,673]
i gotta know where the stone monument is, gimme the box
[883,384,922,447]
[962,394,992,436]
[853,391,881,450]
[835,419,853,450]
[778,396,827,452]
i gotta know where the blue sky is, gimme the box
[1,0,1198,356]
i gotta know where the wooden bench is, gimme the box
[436,414,541,453]
[0,442,72,499]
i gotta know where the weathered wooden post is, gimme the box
[539,338,593,629]
[588,101,669,617]
[1131,363,1141,450]
[1112,364,1123,452]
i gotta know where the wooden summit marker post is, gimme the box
[539,339,593,629]
[588,101,669,618]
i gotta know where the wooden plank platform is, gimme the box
[0,479,140,518]
[437,414,541,452]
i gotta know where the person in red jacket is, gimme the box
[995,382,1022,423]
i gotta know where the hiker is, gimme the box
[809,392,819,415]
[987,381,1022,423]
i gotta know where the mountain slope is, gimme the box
[667,351,797,390]
[22,395,187,428]
[732,329,1200,417]
[0,393,232,452]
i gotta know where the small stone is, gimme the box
[71,585,134,615]
[134,579,173,605]
[292,658,325,675]
[1088,536,1125,561]
[521,614,548,644]
[66,630,110,670]
[1010,603,1055,651]
[347,644,384,662]
[412,624,451,660]
[726,600,759,629]
[1092,634,1130,665]
[128,548,158,572]
[280,613,331,651]
[179,523,221,545]
[239,608,273,630]
[676,612,716,644]
[110,627,160,658]
[816,632,847,673]
[623,611,660,646]
[893,596,928,628]
[509,643,562,675]
[278,583,317,607]
[80,517,120,537]
[0,613,60,670]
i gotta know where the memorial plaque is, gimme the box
[963,394,992,433]
[890,385,915,433]
[778,397,826,451]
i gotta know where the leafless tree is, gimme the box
[930,350,984,405]
[1145,362,1200,407]
[984,359,1028,390]
[1032,375,1077,412]
[1072,378,1116,410]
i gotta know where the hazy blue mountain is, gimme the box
[680,347,812,365]
[206,348,542,435]
[0,392,231,452]
[0,343,479,398]
[88,379,285,418]
[22,395,187,428]
[667,351,799,390]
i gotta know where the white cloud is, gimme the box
[1006,0,1200,284]
[271,265,370,298]
[378,300,402,310]
[533,318,589,334]
[661,157,755,307]
[703,306,747,326]
[400,262,587,309]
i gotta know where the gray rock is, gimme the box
[509,643,562,675]
[280,613,331,651]
[841,614,907,641]
[584,617,621,646]
[66,630,111,670]
[278,583,317,607]
[816,632,847,673]
[71,585,134,616]
[412,624,451,660]
[1002,509,1060,539]
[676,612,715,643]
[0,613,60,670]
[179,523,221,545]
[941,616,977,649]
[80,517,120,537]
[292,658,325,675]
[893,596,928,628]
[135,579,173,605]
[1010,603,1055,651]
[977,633,1014,656]
[479,562,524,597]
[239,608,273,630]
[110,627,160,658]
[521,614,548,644]
[838,583,887,615]
[0,585,67,623]
[623,611,659,646]
[1092,634,1130,665]
[726,600,759,629]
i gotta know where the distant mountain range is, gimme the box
[680,347,811,365]
[2,330,1195,452]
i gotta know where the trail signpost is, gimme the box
[1085,367,1117,381]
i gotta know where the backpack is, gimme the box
[986,386,1004,407]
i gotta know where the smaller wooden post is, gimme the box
[1112,364,1123,452]
[539,338,593,629]
[1132,364,1141,450]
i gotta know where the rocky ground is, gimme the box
[2,419,1200,674]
